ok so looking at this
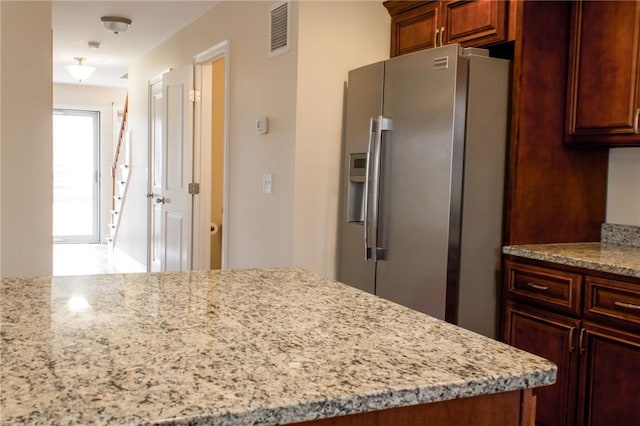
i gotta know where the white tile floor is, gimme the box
[53,244,146,276]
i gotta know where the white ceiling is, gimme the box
[53,1,219,88]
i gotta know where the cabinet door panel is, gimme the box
[391,3,439,56]
[442,0,507,47]
[566,0,640,145]
[579,322,640,426]
[503,303,580,426]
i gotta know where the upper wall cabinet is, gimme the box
[566,0,640,147]
[383,0,515,57]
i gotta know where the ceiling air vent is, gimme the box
[269,2,289,57]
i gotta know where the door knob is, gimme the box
[155,197,166,204]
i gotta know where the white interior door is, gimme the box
[149,80,164,272]
[160,66,194,272]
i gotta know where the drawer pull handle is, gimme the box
[614,301,640,310]
[527,282,549,291]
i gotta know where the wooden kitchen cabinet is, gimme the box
[566,0,640,146]
[384,0,514,57]
[386,1,440,56]
[503,302,580,426]
[578,322,640,426]
[503,1,608,245]
[503,258,640,426]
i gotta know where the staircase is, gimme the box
[107,96,129,246]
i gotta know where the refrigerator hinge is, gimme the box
[379,117,393,131]
[188,182,200,195]
[460,46,490,58]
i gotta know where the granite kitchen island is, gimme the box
[1,268,555,425]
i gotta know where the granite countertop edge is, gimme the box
[159,371,557,426]
[502,243,640,279]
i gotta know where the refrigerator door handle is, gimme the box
[370,116,382,262]
[363,117,375,260]
[370,115,392,262]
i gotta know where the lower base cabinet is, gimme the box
[290,388,536,426]
[504,303,579,426]
[578,322,640,426]
[503,259,640,426]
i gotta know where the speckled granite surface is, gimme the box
[601,223,640,248]
[503,243,640,278]
[1,268,556,425]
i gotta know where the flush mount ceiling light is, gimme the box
[65,57,95,82]
[101,16,132,35]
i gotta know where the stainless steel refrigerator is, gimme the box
[338,44,510,339]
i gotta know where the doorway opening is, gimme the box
[194,40,230,271]
[145,42,229,272]
[53,109,100,244]
[208,56,226,270]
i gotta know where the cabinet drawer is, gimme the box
[584,276,640,330]
[505,261,582,315]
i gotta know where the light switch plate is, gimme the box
[263,173,272,193]
[256,117,269,134]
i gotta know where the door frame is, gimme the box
[193,40,231,269]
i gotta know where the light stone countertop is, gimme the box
[1,268,556,425]
[503,243,640,279]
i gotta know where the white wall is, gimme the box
[122,1,300,268]
[53,84,127,243]
[293,1,390,278]
[607,148,640,226]
[0,1,53,278]
[1,2,3,279]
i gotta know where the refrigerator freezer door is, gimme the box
[338,61,384,294]
[375,44,468,320]
[456,54,510,338]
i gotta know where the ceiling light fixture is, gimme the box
[101,16,132,35]
[65,57,95,82]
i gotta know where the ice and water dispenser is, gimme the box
[346,153,367,223]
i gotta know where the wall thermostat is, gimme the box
[255,117,269,134]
